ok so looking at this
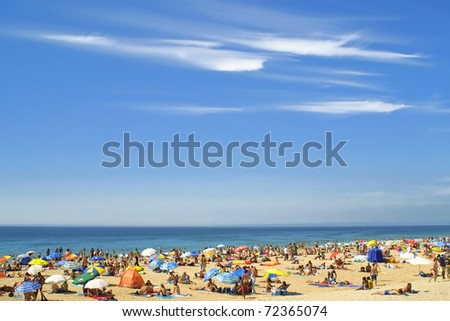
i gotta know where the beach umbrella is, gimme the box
[45,275,68,284]
[27,265,44,275]
[126,266,144,272]
[263,261,281,266]
[191,251,199,256]
[203,268,222,282]
[29,258,49,266]
[329,251,342,260]
[15,282,40,293]
[85,279,109,289]
[148,259,163,269]
[0,255,12,263]
[235,246,248,252]
[141,248,157,257]
[73,273,96,285]
[352,255,368,262]
[215,272,240,285]
[203,248,216,257]
[55,260,67,267]
[42,256,52,261]
[83,266,106,275]
[66,253,78,261]
[232,260,252,265]
[160,261,178,271]
[90,255,105,261]
[217,244,226,248]
[263,268,290,279]
[180,252,192,258]
[49,252,62,260]
[17,254,32,265]
[233,269,251,278]
[150,253,165,261]
[367,240,377,247]
[407,256,432,273]
[434,241,446,247]
[26,251,36,256]
[63,261,81,270]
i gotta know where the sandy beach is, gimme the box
[1,244,449,302]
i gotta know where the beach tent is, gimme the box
[118,268,145,288]
[367,248,383,263]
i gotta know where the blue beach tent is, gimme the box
[368,248,383,263]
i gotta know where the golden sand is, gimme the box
[1,251,448,301]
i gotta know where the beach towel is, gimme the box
[156,294,174,299]
[173,294,191,297]
[308,283,332,287]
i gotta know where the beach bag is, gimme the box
[367,279,373,289]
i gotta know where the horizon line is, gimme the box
[0,223,449,228]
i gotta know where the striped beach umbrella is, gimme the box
[126,266,144,272]
[63,261,81,270]
[160,261,178,271]
[83,266,106,275]
[215,272,240,285]
[232,260,252,265]
[15,282,41,293]
[203,248,216,257]
[263,261,281,266]
[66,253,78,261]
[203,268,222,282]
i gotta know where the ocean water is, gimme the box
[1,225,449,256]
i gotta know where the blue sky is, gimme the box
[1,0,449,226]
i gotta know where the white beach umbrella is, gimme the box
[352,255,368,262]
[45,275,68,284]
[216,244,226,248]
[180,252,192,258]
[141,248,156,257]
[84,279,109,289]
[406,257,432,266]
[27,265,43,275]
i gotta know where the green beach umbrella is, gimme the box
[73,273,96,285]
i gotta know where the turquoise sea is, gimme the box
[1,225,449,256]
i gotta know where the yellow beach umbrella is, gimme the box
[232,260,251,265]
[84,266,106,275]
[263,268,290,278]
[29,258,49,266]
[126,265,144,272]
[367,240,377,247]
[0,255,12,263]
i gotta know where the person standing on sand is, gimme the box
[370,262,381,286]
[438,254,446,279]
[429,258,438,283]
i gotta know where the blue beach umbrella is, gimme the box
[215,272,240,285]
[434,241,446,247]
[90,256,105,261]
[203,268,222,282]
[17,254,32,266]
[42,256,52,261]
[55,260,67,267]
[233,269,251,278]
[148,259,163,270]
[160,261,178,271]
[15,282,41,293]
[49,252,62,259]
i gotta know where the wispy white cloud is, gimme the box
[41,33,266,72]
[282,100,408,114]
[255,72,379,90]
[225,33,421,62]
